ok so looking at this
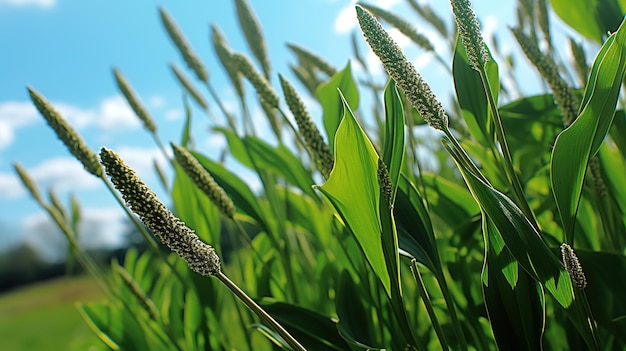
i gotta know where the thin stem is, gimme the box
[477,67,537,228]
[410,260,449,350]
[215,271,306,351]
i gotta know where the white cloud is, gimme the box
[56,95,140,131]
[116,145,169,178]
[30,157,100,192]
[0,101,39,150]
[0,95,143,150]
[165,108,183,121]
[0,172,25,199]
[334,4,358,34]
[0,0,55,8]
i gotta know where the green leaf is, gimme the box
[482,219,545,351]
[446,141,602,349]
[381,78,405,198]
[78,304,120,350]
[259,299,351,351]
[243,137,318,201]
[317,62,359,153]
[336,271,385,351]
[550,0,624,42]
[452,35,499,148]
[395,175,442,275]
[316,90,390,296]
[551,18,626,244]
[190,151,271,233]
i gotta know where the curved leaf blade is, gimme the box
[316,90,390,296]
[551,18,626,243]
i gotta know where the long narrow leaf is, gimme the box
[551,18,626,243]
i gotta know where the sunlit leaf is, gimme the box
[551,17,626,243]
[316,90,390,296]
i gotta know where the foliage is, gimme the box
[15,0,626,350]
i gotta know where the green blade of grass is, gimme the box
[446,140,602,350]
[452,35,499,148]
[315,90,390,296]
[381,79,405,198]
[317,62,359,153]
[551,17,626,244]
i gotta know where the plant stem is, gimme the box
[215,271,306,351]
[477,67,537,228]
[411,260,449,350]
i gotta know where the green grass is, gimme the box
[0,275,106,351]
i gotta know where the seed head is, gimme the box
[234,0,271,79]
[160,7,208,83]
[169,63,208,110]
[113,68,157,133]
[560,243,587,289]
[356,6,448,131]
[28,87,103,177]
[512,28,579,125]
[358,3,436,53]
[450,0,490,71]
[378,159,393,209]
[233,53,279,109]
[280,75,334,178]
[13,163,43,203]
[211,25,245,99]
[287,44,338,77]
[171,143,236,218]
[100,147,220,276]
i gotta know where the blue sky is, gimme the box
[1,0,572,261]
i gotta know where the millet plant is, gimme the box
[15,0,626,350]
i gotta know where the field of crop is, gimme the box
[0,275,106,351]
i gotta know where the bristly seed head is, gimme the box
[279,75,334,178]
[28,87,103,177]
[378,159,393,209]
[232,53,279,109]
[160,7,208,83]
[100,147,221,276]
[113,68,157,133]
[171,143,236,218]
[450,0,490,71]
[356,6,448,131]
[560,243,587,289]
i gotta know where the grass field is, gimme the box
[0,275,107,351]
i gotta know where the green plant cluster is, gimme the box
[15,0,626,350]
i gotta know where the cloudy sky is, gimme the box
[1,0,566,261]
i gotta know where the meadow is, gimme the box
[12,0,626,350]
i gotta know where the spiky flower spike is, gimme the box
[560,243,587,289]
[358,3,436,53]
[279,75,334,178]
[169,63,208,110]
[159,7,208,83]
[100,147,220,276]
[450,0,490,71]
[211,25,245,99]
[356,6,448,131]
[28,87,103,177]
[232,53,279,109]
[113,68,157,133]
[377,159,393,209]
[13,163,43,203]
[512,28,579,125]
[234,0,270,79]
[171,143,236,218]
[287,44,338,77]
